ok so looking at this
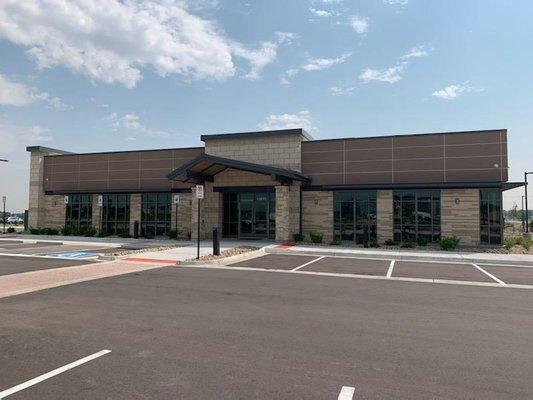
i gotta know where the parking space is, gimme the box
[479,264,533,286]
[228,253,533,289]
[303,257,390,276]
[0,255,96,276]
[392,261,495,283]
[231,254,319,270]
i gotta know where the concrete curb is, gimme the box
[176,248,266,266]
[265,247,533,267]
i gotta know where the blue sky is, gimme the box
[0,0,531,211]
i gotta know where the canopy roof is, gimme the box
[166,154,311,185]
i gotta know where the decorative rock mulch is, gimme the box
[104,246,184,257]
[191,246,259,262]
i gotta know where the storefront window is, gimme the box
[222,191,275,239]
[480,189,502,245]
[101,194,130,235]
[65,194,92,230]
[393,190,441,243]
[141,193,171,237]
[333,191,377,243]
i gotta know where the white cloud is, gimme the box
[258,110,316,132]
[0,0,279,87]
[329,85,356,96]
[359,45,432,83]
[0,120,53,153]
[349,16,369,34]
[432,83,478,100]
[106,112,170,137]
[281,52,351,84]
[231,41,278,80]
[309,8,334,17]
[383,0,408,5]
[0,74,66,109]
[359,65,405,83]
[274,31,299,45]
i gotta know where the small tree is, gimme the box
[508,202,521,221]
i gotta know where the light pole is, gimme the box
[525,172,533,233]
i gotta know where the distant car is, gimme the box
[6,216,23,225]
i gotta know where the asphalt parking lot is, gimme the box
[1,265,533,399]
[0,240,110,257]
[1,251,533,399]
[231,254,533,287]
[0,255,96,276]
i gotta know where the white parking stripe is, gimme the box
[291,256,325,271]
[0,349,111,398]
[338,386,355,400]
[387,260,395,278]
[472,263,506,285]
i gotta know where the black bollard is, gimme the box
[213,227,220,256]
[134,220,139,239]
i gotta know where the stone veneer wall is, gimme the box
[190,183,220,240]
[275,186,290,241]
[28,148,67,228]
[42,195,66,229]
[213,168,275,187]
[441,188,480,246]
[376,190,393,243]
[301,191,333,243]
[205,134,305,171]
[91,194,101,232]
[288,183,301,238]
[129,194,141,236]
[170,192,192,239]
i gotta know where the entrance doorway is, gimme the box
[222,192,275,239]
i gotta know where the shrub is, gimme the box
[30,227,41,235]
[6,227,15,233]
[292,233,304,242]
[416,236,428,247]
[369,238,380,248]
[61,226,72,236]
[84,228,97,237]
[166,229,178,239]
[505,236,532,251]
[42,227,59,235]
[309,232,323,244]
[384,239,397,246]
[401,237,415,248]
[118,231,131,238]
[97,230,109,238]
[330,238,342,246]
[439,236,460,251]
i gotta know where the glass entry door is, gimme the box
[223,192,275,239]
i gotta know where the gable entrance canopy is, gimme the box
[166,154,311,185]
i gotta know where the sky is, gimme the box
[0,0,531,212]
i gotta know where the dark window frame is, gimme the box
[65,194,92,230]
[141,193,171,237]
[333,190,377,244]
[480,188,502,245]
[393,189,441,243]
[101,194,130,236]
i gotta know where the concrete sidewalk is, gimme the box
[267,244,533,266]
[0,234,187,248]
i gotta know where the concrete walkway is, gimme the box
[268,244,533,266]
[0,259,173,299]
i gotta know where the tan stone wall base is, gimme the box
[171,192,192,239]
[43,195,65,229]
[377,190,393,243]
[441,189,480,246]
[129,194,141,236]
[301,191,333,243]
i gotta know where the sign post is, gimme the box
[97,195,103,234]
[195,185,204,259]
[173,194,180,239]
[2,196,6,234]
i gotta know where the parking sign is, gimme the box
[64,195,69,204]
[195,185,204,199]
[1,196,5,204]
[173,194,180,204]
[97,195,103,207]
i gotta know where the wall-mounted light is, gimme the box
[493,163,499,168]
[454,198,460,205]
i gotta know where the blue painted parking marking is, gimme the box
[47,252,98,259]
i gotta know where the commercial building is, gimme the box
[27,128,522,246]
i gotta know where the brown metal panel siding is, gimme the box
[301,130,508,185]
[43,147,202,192]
